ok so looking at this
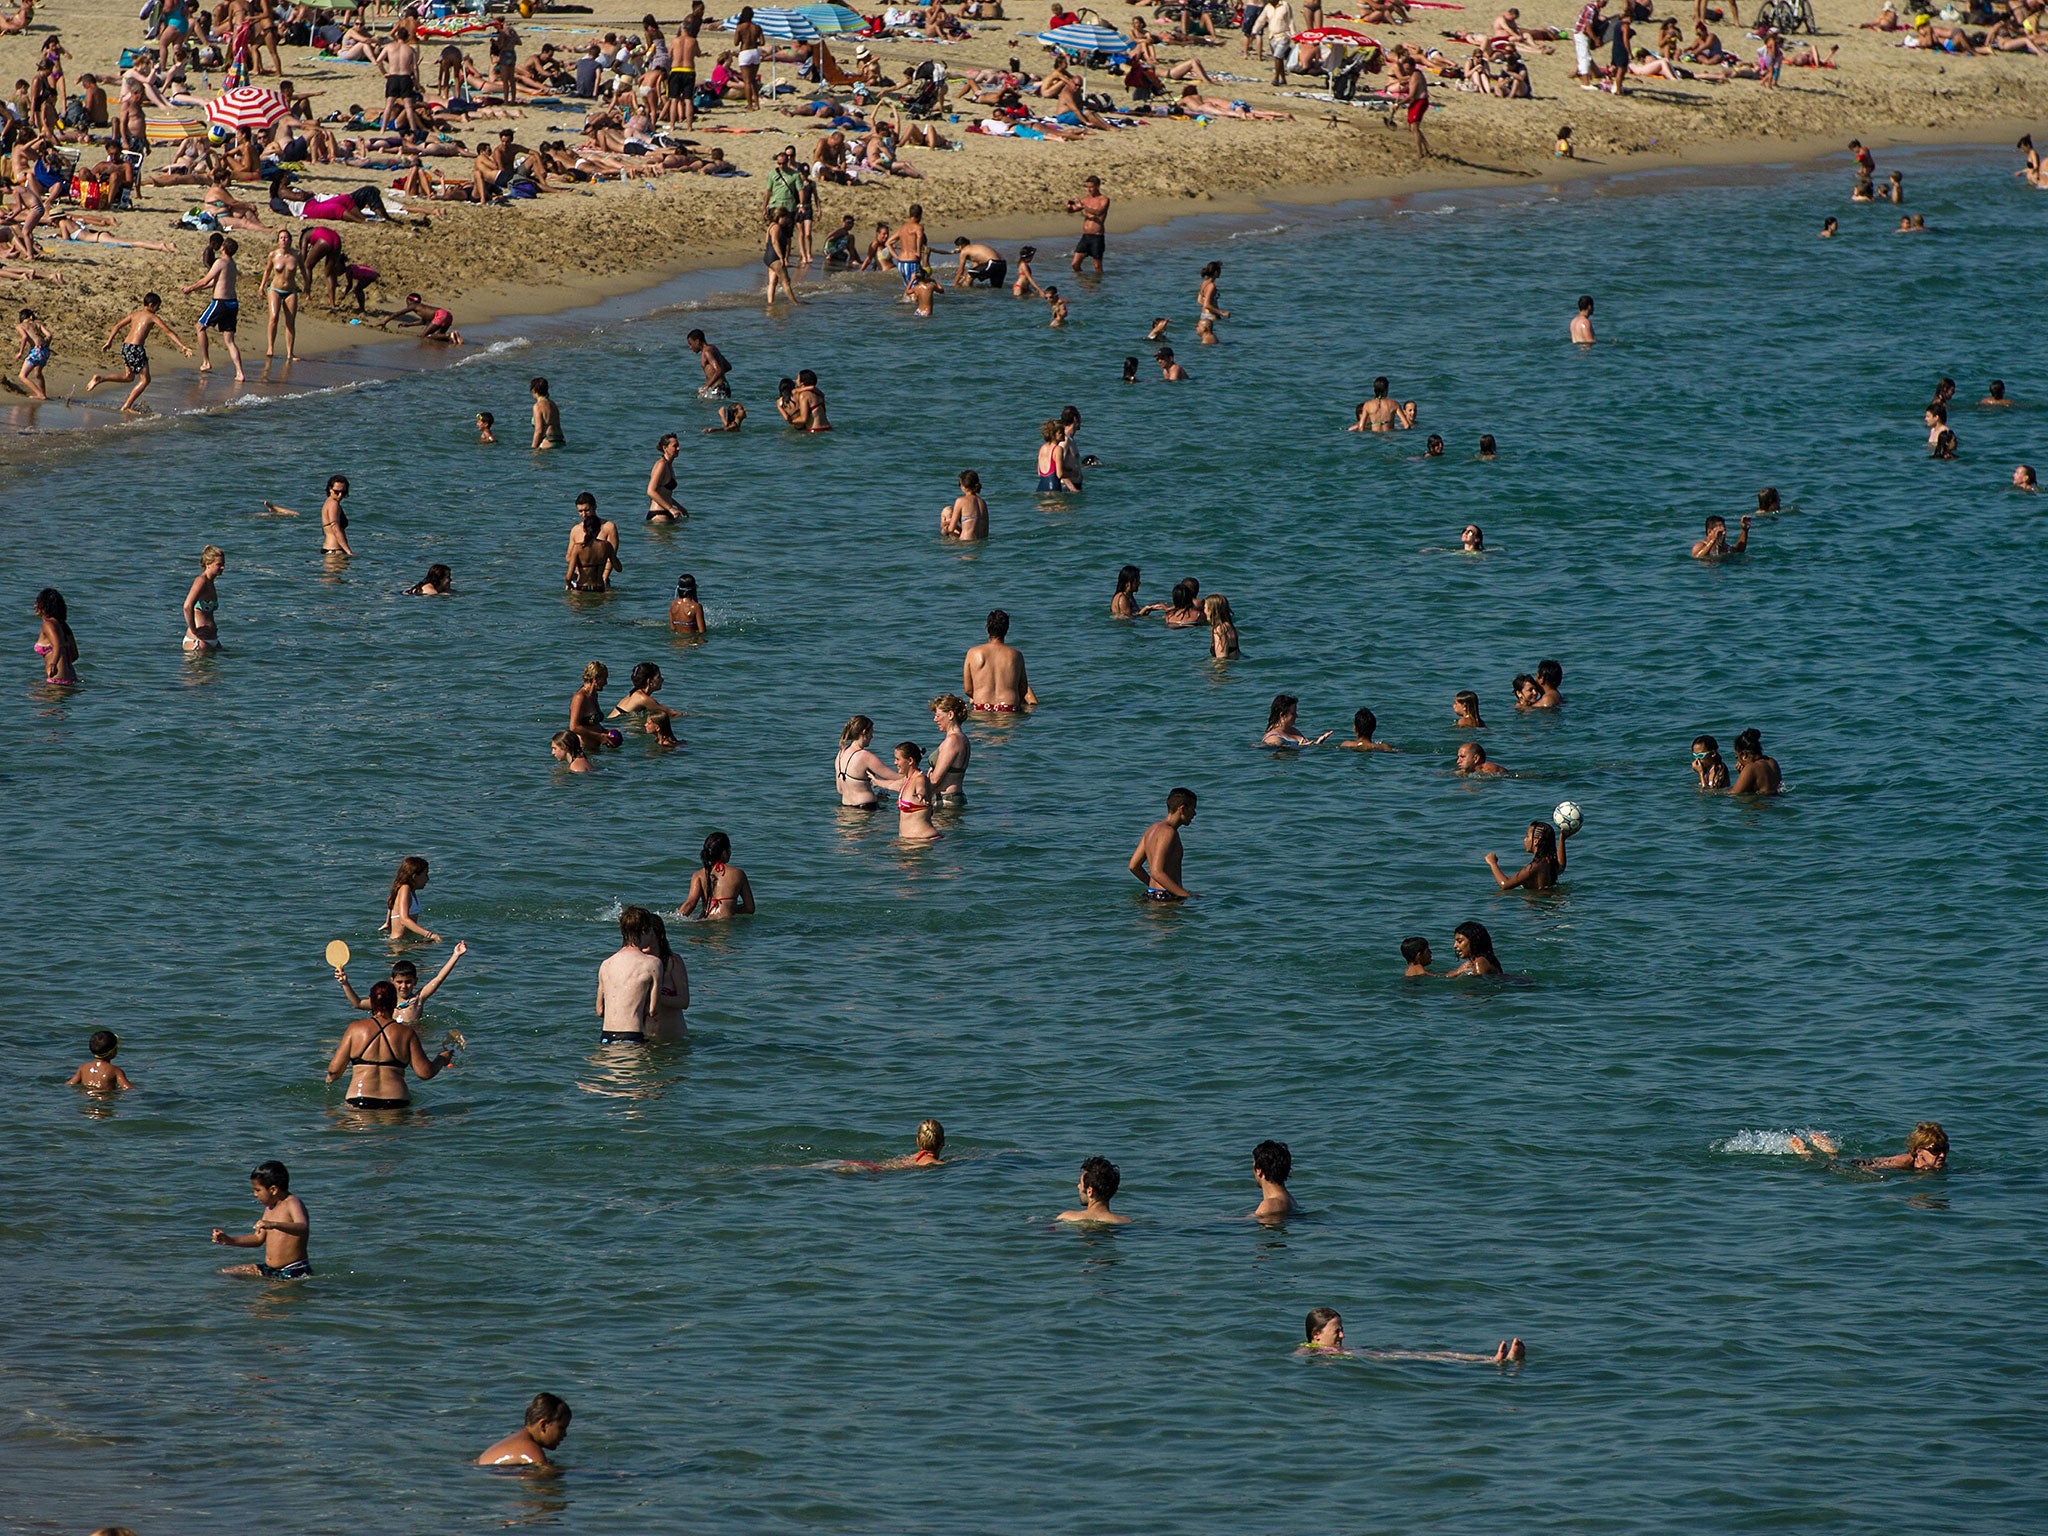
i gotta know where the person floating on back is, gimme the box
[478,1392,573,1468]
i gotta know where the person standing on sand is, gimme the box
[1068,175,1109,276]
[963,608,1036,712]
[262,229,300,362]
[1572,0,1605,84]
[180,236,245,383]
[87,293,191,413]
[1570,294,1596,344]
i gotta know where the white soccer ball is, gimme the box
[1553,800,1583,836]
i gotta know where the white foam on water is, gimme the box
[1717,1129,1830,1155]
[448,337,533,366]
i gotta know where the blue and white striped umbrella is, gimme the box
[1036,21,1129,55]
[730,6,824,40]
[798,3,865,33]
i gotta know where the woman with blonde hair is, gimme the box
[928,694,972,802]
[570,661,618,751]
[380,855,442,943]
[182,545,226,651]
[1205,594,1239,659]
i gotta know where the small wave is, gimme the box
[217,382,364,410]
[1717,1129,1829,1155]
[1229,224,1288,240]
[449,337,534,366]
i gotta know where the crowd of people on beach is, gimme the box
[44,138,1995,1481]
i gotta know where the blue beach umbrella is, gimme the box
[738,6,824,39]
[1036,21,1129,57]
[798,3,865,33]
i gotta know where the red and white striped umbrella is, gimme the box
[203,85,288,134]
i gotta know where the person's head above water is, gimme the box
[1352,707,1378,740]
[1462,524,1484,550]
[1371,376,1390,399]
[1425,434,1444,456]
[1904,1121,1948,1167]
[1304,1307,1343,1349]
[1170,577,1199,609]
[1266,693,1298,729]
[986,608,1010,640]
[1399,936,1430,965]
[1453,919,1495,960]
[917,1118,945,1154]
[1077,1155,1119,1204]
[1116,564,1141,595]
[1253,1139,1291,1187]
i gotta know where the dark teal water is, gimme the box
[7,145,2047,1534]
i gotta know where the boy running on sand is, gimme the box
[15,307,51,398]
[86,293,191,413]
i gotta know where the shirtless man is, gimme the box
[180,236,246,382]
[891,204,927,290]
[1129,786,1197,900]
[962,608,1036,712]
[951,237,1008,289]
[687,327,730,397]
[594,906,662,1044]
[1692,513,1748,559]
[377,25,420,134]
[1570,294,1596,344]
[1350,376,1415,431]
[1067,174,1109,274]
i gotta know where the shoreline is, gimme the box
[0,125,2027,453]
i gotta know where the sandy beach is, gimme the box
[4,0,2045,391]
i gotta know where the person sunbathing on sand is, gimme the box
[1175,85,1293,119]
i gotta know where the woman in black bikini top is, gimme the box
[324,981,453,1108]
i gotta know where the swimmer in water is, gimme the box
[529,376,564,449]
[608,661,676,739]
[2015,464,2039,492]
[1159,578,1204,627]
[1350,375,1416,432]
[1981,379,2011,407]
[1424,434,1445,457]
[1146,317,1170,342]
[1512,673,1542,710]
[551,730,596,772]
[680,829,755,918]
[1453,690,1485,729]
[1456,742,1506,776]
[325,979,456,1108]
[1251,1139,1296,1220]
[1129,786,1196,900]
[1263,694,1331,748]
[477,1393,572,1468]
[1820,216,1838,237]
[570,661,614,752]
[646,434,687,522]
[669,574,707,634]
[1198,261,1229,325]
[263,475,353,558]
[704,402,747,433]
[1485,820,1564,891]
[1154,346,1188,381]
[1046,286,1068,327]
[1122,356,1139,384]
[1693,514,1749,560]
[1057,1155,1131,1224]
[1756,487,1782,515]
[941,470,988,540]
[929,695,972,802]
[1931,427,1958,460]
[1205,594,1240,659]
[33,586,77,685]
[380,854,442,943]
[839,1118,947,1171]
[1477,434,1497,459]
[1446,919,1507,977]
[834,715,901,808]
[337,943,468,1027]
[1340,708,1395,752]
[1534,659,1563,708]
[476,411,495,443]
[1461,523,1484,552]
[1690,733,1730,789]
[1400,936,1436,976]
[1789,1121,1947,1171]
[1730,726,1782,794]
[890,742,941,841]
[209,1160,311,1279]
[1570,293,1595,344]
[1299,1308,1525,1365]
[67,1029,134,1091]
[1111,564,1150,619]
[405,564,453,596]
[963,608,1036,711]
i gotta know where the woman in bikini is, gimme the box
[835,714,901,808]
[1484,820,1564,892]
[33,587,77,685]
[928,694,972,803]
[182,544,226,652]
[381,854,442,943]
[891,741,941,841]
[669,573,707,635]
[570,661,617,751]
[646,433,686,521]
[263,229,299,360]
[1263,694,1331,748]
[263,475,352,556]
[645,911,690,1040]
[680,830,755,919]
[324,980,455,1109]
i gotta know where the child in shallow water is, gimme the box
[478,1393,572,1468]
[67,1029,134,1091]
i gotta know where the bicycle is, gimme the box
[1753,0,1819,34]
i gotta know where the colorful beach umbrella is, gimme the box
[731,6,823,39]
[1036,21,1130,55]
[203,85,288,134]
[143,109,208,144]
[797,3,864,32]
[1293,26,1380,45]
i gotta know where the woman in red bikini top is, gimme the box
[681,829,755,919]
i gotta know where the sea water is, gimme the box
[5,145,2046,1533]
